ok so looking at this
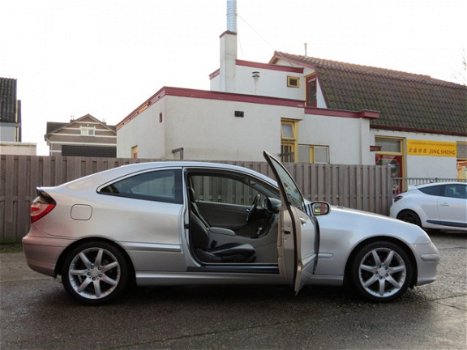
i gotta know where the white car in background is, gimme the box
[390,182,467,232]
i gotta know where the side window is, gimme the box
[99,169,183,204]
[419,185,442,196]
[442,184,467,199]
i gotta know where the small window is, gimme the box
[80,126,96,136]
[298,144,330,164]
[306,76,317,107]
[281,120,298,162]
[99,169,183,204]
[281,122,295,139]
[131,146,138,159]
[375,138,401,153]
[287,76,300,88]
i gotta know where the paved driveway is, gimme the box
[1,232,466,349]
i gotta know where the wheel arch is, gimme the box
[344,236,418,288]
[54,237,136,284]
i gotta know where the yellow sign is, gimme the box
[407,140,457,157]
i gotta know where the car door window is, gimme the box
[99,169,183,204]
[442,184,467,199]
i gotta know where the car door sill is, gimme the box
[188,264,279,274]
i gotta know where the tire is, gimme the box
[350,241,413,302]
[397,210,421,227]
[61,241,129,305]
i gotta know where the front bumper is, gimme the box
[413,241,440,286]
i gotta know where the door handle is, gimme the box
[299,217,308,225]
[439,202,449,206]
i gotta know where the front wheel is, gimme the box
[61,241,129,305]
[350,241,413,302]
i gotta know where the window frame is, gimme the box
[80,125,96,136]
[187,169,278,206]
[287,76,300,88]
[281,119,298,163]
[305,75,318,107]
[98,168,183,204]
[298,144,330,164]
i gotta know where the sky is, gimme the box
[1,0,466,155]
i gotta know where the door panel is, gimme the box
[437,185,467,227]
[292,206,317,292]
[263,151,318,293]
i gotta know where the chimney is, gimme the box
[226,0,237,33]
[219,0,237,92]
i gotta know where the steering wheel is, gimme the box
[246,194,261,223]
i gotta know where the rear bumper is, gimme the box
[22,234,70,277]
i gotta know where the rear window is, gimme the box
[99,169,183,204]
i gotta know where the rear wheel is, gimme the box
[61,241,129,305]
[397,210,421,227]
[350,241,413,302]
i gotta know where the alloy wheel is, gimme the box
[357,247,407,299]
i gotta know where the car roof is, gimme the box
[416,181,466,189]
[57,161,278,190]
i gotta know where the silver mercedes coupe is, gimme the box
[23,152,439,304]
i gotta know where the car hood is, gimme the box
[316,206,432,245]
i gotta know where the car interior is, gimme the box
[187,172,281,264]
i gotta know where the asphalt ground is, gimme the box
[1,232,466,350]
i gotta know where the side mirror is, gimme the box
[310,202,330,216]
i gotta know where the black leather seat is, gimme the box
[190,210,256,263]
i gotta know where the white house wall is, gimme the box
[211,63,327,108]
[371,129,462,179]
[234,65,303,100]
[300,114,372,165]
[117,102,166,159]
[164,95,302,161]
[117,92,372,163]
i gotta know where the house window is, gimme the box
[287,76,300,88]
[80,126,96,136]
[281,119,298,162]
[131,145,138,159]
[375,137,405,193]
[306,76,317,107]
[298,144,330,163]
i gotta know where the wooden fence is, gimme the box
[0,155,392,242]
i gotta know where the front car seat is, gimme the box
[190,210,256,263]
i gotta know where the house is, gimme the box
[0,77,36,155]
[117,29,378,166]
[117,2,466,182]
[45,114,117,157]
[0,77,21,142]
[268,52,467,182]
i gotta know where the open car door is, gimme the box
[264,151,319,294]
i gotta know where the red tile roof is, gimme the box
[271,52,467,136]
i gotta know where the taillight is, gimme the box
[393,195,403,203]
[30,192,56,223]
